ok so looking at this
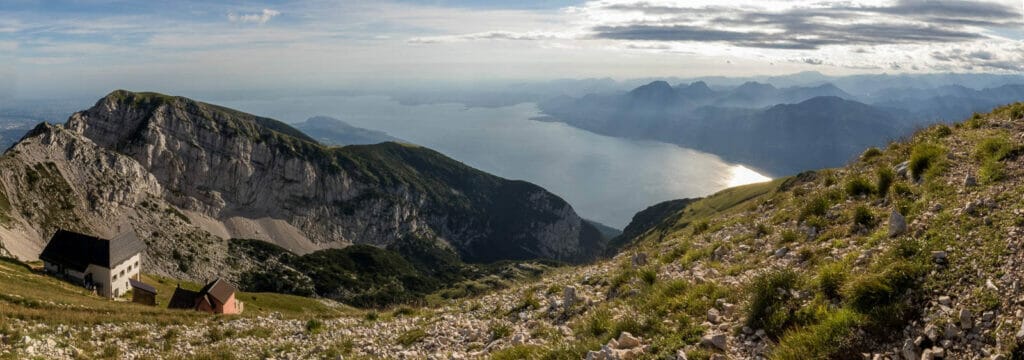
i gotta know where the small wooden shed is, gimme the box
[129,278,158,306]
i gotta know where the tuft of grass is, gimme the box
[396,328,427,346]
[780,229,801,243]
[510,290,541,313]
[639,267,658,286]
[975,136,1016,162]
[391,305,418,317]
[692,221,710,235]
[933,124,953,138]
[816,262,848,299]
[979,160,1005,183]
[746,270,801,338]
[800,196,830,221]
[845,176,874,197]
[852,206,875,228]
[876,168,894,198]
[964,114,987,129]
[580,308,615,338]
[305,319,323,334]
[770,308,863,360]
[843,260,925,324]
[490,322,513,340]
[490,345,545,360]
[860,147,882,161]
[364,311,379,322]
[909,143,945,181]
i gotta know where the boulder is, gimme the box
[700,333,728,351]
[707,308,721,324]
[632,253,648,267]
[888,210,907,238]
[616,332,642,349]
[675,350,688,360]
[964,174,977,187]
[895,161,910,178]
[900,339,917,360]
[960,308,973,330]
[563,286,577,312]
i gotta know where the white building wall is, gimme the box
[84,253,142,298]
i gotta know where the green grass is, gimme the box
[844,176,874,197]
[816,262,848,299]
[800,195,830,221]
[860,147,882,160]
[396,328,427,346]
[305,319,324,333]
[770,309,863,360]
[668,180,784,230]
[852,206,875,228]
[975,136,1016,162]
[0,259,203,326]
[876,168,894,198]
[146,274,351,318]
[746,270,801,338]
[909,143,946,181]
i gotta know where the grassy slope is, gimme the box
[493,102,1024,359]
[0,258,351,325]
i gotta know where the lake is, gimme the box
[220,96,770,229]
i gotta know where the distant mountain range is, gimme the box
[539,79,1024,176]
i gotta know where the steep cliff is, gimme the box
[0,90,605,268]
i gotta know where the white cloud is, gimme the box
[570,0,1024,73]
[228,9,281,24]
[409,31,574,44]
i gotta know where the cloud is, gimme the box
[409,31,570,43]
[578,0,1024,72]
[803,58,824,65]
[588,1,1017,49]
[228,9,280,24]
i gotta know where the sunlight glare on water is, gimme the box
[726,165,772,188]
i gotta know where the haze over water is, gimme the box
[222,96,769,229]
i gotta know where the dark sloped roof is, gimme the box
[110,231,146,267]
[39,229,146,271]
[199,278,237,304]
[167,286,200,309]
[129,279,157,294]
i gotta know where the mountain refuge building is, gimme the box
[39,229,146,298]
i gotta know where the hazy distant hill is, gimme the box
[293,116,404,146]
[541,80,903,176]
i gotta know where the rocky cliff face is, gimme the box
[0,90,605,268]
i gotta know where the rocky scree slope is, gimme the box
[0,90,606,279]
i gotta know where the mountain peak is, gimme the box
[687,81,711,90]
[679,81,716,98]
[735,81,777,92]
[629,81,678,102]
[77,90,318,147]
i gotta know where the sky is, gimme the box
[1,0,1023,98]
